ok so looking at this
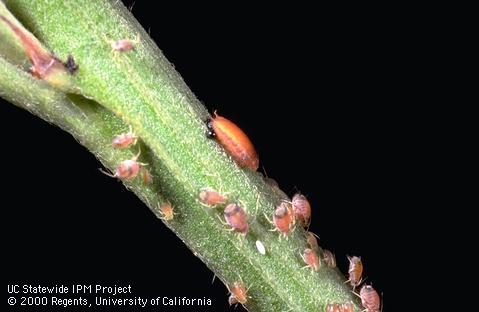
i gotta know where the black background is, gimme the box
[1,2,405,311]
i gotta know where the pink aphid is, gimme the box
[302,248,320,271]
[112,131,137,149]
[360,285,381,312]
[102,152,142,180]
[114,158,141,179]
[111,39,135,52]
[292,193,311,227]
[224,203,249,235]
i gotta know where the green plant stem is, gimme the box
[1,1,362,311]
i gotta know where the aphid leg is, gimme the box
[216,215,235,232]
[211,274,216,285]
[98,168,116,178]
[264,212,277,233]
[254,194,261,217]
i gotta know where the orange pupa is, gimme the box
[207,112,259,171]
[292,193,311,227]
[199,189,227,206]
[347,256,363,288]
[224,203,248,235]
[228,281,248,305]
[360,285,381,312]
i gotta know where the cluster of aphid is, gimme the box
[102,40,382,311]
[207,113,382,311]
[0,13,381,309]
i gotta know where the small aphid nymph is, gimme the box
[360,285,381,312]
[112,131,137,149]
[302,248,320,271]
[228,281,248,305]
[111,39,135,52]
[206,112,259,171]
[323,249,336,268]
[347,256,363,288]
[306,231,319,250]
[199,189,227,206]
[142,169,153,185]
[159,202,174,221]
[292,193,311,227]
[255,240,266,255]
[272,202,295,236]
[224,203,249,235]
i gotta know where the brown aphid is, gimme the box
[360,285,381,312]
[302,248,320,271]
[228,281,248,305]
[292,193,311,227]
[159,202,174,221]
[323,249,337,268]
[142,169,153,185]
[272,202,295,236]
[199,189,227,206]
[112,131,137,149]
[111,39,135,52]
[224,203,249,235]
[306,231,319,250]
[347,256,363,288]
